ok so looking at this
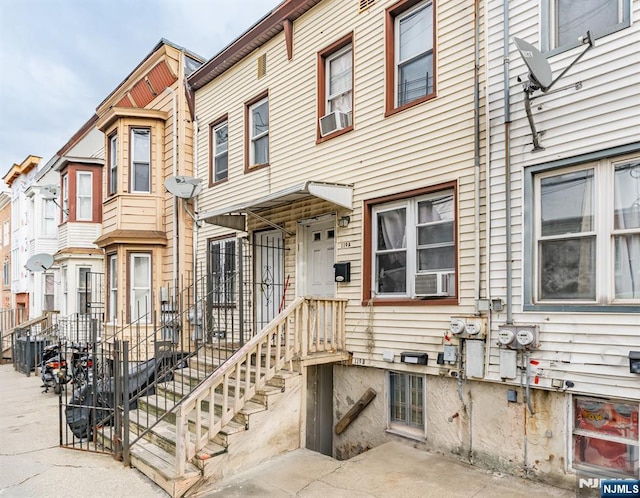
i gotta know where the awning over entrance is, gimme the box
[199,181,353,231]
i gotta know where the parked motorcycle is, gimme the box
[70,345,93,387]
[40,344,69,394]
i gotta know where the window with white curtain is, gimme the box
[248,96,269,166]
[44,274,54,311]
[533,156,640,303]
[131,128,151,193]
[543,0,630,52]
[130,253,151,322]
[369,188,456,299]
[76,171,93,221]
[326,44,352,114]
[78,267,91,314]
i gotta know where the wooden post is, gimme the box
[334,388,377,435]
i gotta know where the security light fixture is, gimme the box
[338,215,350,228]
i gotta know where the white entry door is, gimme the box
[305,219,336,297]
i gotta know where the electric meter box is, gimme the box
[498,325,539,350]
[449,316,487,339]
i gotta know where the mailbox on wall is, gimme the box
[334,262,351,283]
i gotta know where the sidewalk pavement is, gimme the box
[1,363,574,498]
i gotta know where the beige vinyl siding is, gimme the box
[485,0,640,398]
[195,0,486,369]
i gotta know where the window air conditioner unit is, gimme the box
[319,111,351,137]
[415,272,454,297]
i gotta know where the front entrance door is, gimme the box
[254,230,285,331]
[304,219,336,297]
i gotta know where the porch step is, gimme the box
[130,434,202,498]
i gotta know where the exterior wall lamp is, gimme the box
[338,215,350,228]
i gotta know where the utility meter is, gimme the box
[465,320,482,336]
[497,327,516,346]
[516,329,535,347]
[449,318,466,335]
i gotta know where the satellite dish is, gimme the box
[165,176,202,199]
[25,253,54,272]
[40,185,59,200]
[514,38,553,91]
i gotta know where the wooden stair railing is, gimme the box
[173,296,347,476]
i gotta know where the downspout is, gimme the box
[166,86,178,285]
[503,0,513,325]
[193,117,199,288]
[474,0,481,306]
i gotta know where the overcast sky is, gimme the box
[0,0,280,177]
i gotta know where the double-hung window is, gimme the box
[3,221,8,246]
[388,371,426,438]
[108,254,117,323]
[62,175,68,222]
[78,267,91,314]
[130,253,151,322]
[131,128,150,193]
[529,154,640,306]
[44,274,54,311]
[543,0,631,52]
[386,0,435,113]
[108,133,118,195]
[76,171,93,221]
[211,118,228,184]
[246,94,269,169]
[3,261,9,286]
[317,34,354,140]
[43,199,56,235]
[365,185,457,302]
[208,238,236,307]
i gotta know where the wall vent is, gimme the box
[359,0,375,12]
[257,54,267,79]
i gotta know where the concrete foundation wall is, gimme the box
[333,365,574,489]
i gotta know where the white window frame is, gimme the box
[371,189,456,299]
[213,120,228,183]
[3,220,9,246]
[109,133,118,195]
[387,371,426,440]
[43,199,56,236]
[62,175,68,222]
[130,253,151,322]
[532,155,640,305]
[249,97,269,166]
[44,273,54,311]
[131,128,151,193]
[78,267,91,314]
[325,44,353,114]
[394,0,434,108]
[3,261,9,286]
[76,171,93,221]
[108,254,117,323]
[542,0,631,53]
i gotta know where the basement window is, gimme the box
[572,396,639,477]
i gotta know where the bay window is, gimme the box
[108,133,118,195]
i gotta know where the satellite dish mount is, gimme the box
[164,176,203,226]
[514,31,594,151]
